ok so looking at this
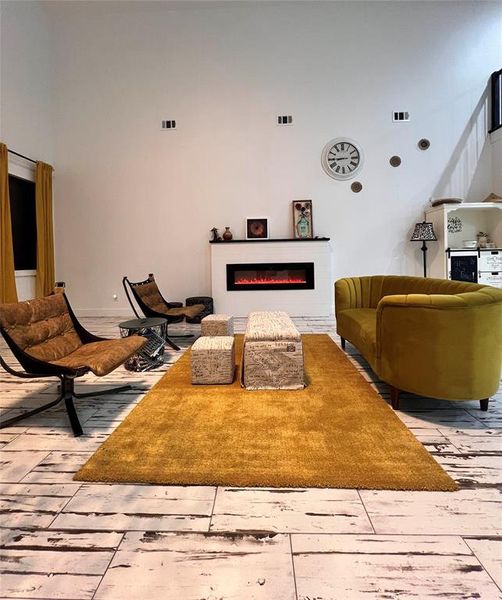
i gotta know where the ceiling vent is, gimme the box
[162,120,176,130]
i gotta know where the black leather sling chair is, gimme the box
[0,293,146,436]
[122,273,204,350]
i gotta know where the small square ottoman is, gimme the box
[185,296,214,324]
[242,311,304,390]
[201,314,234,336]
[191,336,235,385]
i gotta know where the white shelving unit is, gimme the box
[425,202,502,287]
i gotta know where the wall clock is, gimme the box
[321,137,363,180]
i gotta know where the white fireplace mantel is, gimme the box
[210,239,333,317]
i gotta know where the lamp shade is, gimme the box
[410,221,437,242]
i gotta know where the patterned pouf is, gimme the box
[201,314,234,336]
[191,336,235,385]
[185,296,214,324]
[242,311,304,390]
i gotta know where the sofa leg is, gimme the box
[340,337,346,350]
[480,399,489,411]
[390,386,400,410]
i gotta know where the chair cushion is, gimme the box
[132,281,170,314]
[0,294,82,362]
[166,304,205,319]
[50,336,146,377]
[336,308,377,368]
[133,281,204,319]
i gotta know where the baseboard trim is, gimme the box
[75,309,336,319]
[75,308,136,318]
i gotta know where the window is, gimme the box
[8,175,37,271]
[490,68,502,133]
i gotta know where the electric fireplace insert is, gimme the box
[226,262,315,291]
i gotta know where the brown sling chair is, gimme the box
[0,293,146,437]
[122,273,204,351]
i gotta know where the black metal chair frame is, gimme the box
[0,294,132,437]
[122,274,195,351]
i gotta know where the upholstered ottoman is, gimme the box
[185,296,214,324]
[191,336,235,384]
[201,314,234,336]
[242,311,304,390]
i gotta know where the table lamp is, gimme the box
[410,221,437,277]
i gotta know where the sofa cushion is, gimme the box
[337,308,377,368]
[50,336,146,377]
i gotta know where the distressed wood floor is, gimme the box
[0,317,501,599]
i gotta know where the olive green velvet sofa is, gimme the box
[335,275,502,410]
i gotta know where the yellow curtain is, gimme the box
[35,161,55,298]
[0,143,18,303]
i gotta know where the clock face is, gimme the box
[321,138,363,180]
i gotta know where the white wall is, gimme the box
[4,0,502,314]
[0,0,54,164]
[0,0,54,300]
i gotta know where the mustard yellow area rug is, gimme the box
[75,335,457,491]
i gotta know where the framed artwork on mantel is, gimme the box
[292,200,313,239]
[246,217,269,240]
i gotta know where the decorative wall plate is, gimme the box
[321,138,363,180]
[245,217,269,239]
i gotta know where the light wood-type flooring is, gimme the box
[1,317,501,599]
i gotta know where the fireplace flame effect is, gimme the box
[235,277,307,285]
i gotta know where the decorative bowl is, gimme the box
[462,240,477,249]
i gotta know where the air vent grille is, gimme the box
[277,115,293,125]
[392,111,410,122]
[162,120,176,129]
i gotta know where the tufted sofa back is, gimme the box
[0,294,82,362]
[335,275,487,312]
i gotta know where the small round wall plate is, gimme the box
[389,155,402,167]
[351,181,363,193]
[321,137,363,180]
[418,138,431,150]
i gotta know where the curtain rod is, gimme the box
[8,149,37,165]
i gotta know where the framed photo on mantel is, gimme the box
[246,217,269,240]
[292,200,313,239]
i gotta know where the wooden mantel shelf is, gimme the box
[209,237,330,244]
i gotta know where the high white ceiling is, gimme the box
[38,0,295,18]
